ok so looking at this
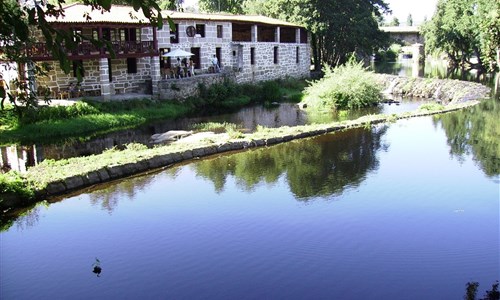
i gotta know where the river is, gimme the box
[1,62,499,299]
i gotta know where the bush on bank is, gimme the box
[302,61,382,110]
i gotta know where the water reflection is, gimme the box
[1,100,418,172]
[434,98,500,177]
[193,126,387,200]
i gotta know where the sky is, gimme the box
[383,0,438,25]
[182,0,439,25]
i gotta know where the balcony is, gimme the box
[26,41,157,61]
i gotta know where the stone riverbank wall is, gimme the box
[0,76,491,212]
[375,74,491,104]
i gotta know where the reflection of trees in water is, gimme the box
[193,126,387,200]
[1,202,46,232]
[435,98,499,177]
[87,168,180,214]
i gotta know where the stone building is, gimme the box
[23,4,310,100]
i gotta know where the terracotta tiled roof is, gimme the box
[46,4,154,24]
[163,10,302,28]
[46,4,303,28]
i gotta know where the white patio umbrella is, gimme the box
[162,48,194,58]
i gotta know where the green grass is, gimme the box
[419,102,445,111]
[0,101,191,145]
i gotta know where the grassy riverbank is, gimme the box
[0,78,306,146]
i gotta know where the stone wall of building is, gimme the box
[232,43,310,83]
[36,57,153,96]
[155,21,310,83]
[158,74,227,100]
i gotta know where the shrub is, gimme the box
[302,61,382,110]
[0,172,35,201]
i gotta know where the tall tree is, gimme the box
[389,16,400,26]
[406,13,413,26]
[422,0,499,72]
[198,0,244,14]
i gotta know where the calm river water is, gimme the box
[1,97,499,298]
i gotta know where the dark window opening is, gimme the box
[296,47,299,63]
[216,47,222,68]
[273,46,278,64]
[232,23,252,42]
[72,60,84,78]
[300,28,308,43]
[127,58,137,74]
[280,27,296,43]
[258,26,276,42]
[217,25,223,38]
[170,24,179,43]
[108,59,112,82]
[190,47,201,69]
[196,24,205,37]
[250,47,255,65]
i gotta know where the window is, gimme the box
[296,47,299,64]
[72,60,84,78]
[92,29,99,40]
[273,46,279,64]
[196,24,205,37]
[102,28,118,41]
[217,25,223,38]
[170,24,179,43]
[108,59,112,82]
[250,47,255,65]
[300,28,308,43]
[279,27,296,43]
[127,58,137,74]
[71,28,82,42]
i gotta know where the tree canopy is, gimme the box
[421,0,499,72]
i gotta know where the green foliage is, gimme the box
[421,0,499,72]
[0,172,35,201]
[190,122,241,133]
[389,17,400,26]
[19,101,100,124]
[419,102,445,111]
[302,61,382,110]
[0,100,191,145]
[195,78,289,110]
[198,0,244,13]
[124,143,148,151]
[435,97,499,177]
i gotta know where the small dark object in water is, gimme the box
[92,257,102,277]
[382,99,400,105]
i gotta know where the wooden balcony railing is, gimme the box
[26,41,157,60]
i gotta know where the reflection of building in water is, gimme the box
[0,145,41,172]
